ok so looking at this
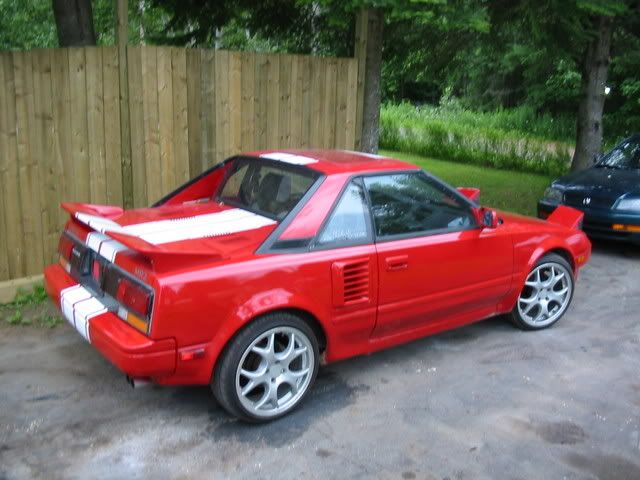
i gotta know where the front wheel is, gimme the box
[212,312,319,422]
[508,253,574,330]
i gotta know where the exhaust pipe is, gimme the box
[126,375,152,389]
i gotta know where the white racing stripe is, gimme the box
[75,208,276,249]
[260,152,318,165]
[60,285,108,342]
[86,232,129,262]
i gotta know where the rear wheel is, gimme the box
[212,312,319,422]
[508,253,574,330]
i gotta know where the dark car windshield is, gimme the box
[215,157,318,220]
[597,135,640,170]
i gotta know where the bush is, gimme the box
[380,103,575,177]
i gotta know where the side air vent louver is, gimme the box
[331,258,370,307]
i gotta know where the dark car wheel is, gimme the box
[508,253,575,330]
[212,312,320,423]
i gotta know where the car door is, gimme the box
[311,179,379,347]
[363,172,513,339]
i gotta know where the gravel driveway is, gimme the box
[1,241,639,480]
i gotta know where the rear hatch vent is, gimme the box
[331,258,371,307]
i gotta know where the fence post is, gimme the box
[116,0,134,208]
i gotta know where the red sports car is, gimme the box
[44,150,591,422]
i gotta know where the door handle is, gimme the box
[385,255,408,271]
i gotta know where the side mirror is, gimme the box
[457,187,481,203]
[593,153,603,164]
[478,207,498,229]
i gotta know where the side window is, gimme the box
[363,173,475,239]
[316,181,371,247]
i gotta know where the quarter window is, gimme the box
[363,173,475,238]
[316,182,371,247]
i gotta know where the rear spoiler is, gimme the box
[105,231,222,263]
[546,205,584,230]
[62,202,223,266]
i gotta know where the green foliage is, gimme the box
[1,283,63,328]
[380,103,573,177]
[8,284,49,307]
[0,0,56,50]
[381,149,551,216]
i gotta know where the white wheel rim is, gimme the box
[517,262,572,327]
[235,326,314,418]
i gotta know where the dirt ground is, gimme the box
[1,240,639,480]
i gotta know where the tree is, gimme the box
[52,0,96,46]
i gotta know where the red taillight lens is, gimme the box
[58,234,74,259]
[116,277,151,318]
[91,259,102,283]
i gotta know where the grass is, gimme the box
[381,149,552,217]
[380,103,574,177]
[1,283,63,328]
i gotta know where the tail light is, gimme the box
[115,276,153,334]
[58,234,74,272]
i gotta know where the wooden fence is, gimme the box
[0,46,362,282]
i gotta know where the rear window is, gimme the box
[216,157,318,220]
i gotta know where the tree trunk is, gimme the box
[571,16,613,171]
[355,8,384,153]
[52,0,97,47]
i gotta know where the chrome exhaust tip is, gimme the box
[126,375,152,389]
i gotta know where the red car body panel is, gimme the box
[44,149,592,386]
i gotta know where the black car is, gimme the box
[538,134,640,245]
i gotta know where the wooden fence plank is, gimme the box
[334,58,349,150]
[266,54,280,149]
[0,53,14,280]
[85,47,107,205]
[345,58,358,149]
[228,51,242,157]
[171,48,190,186]
[300,55,312,148]
[201,49,216,169]
[240,52,255,152]
[13,51,44,275]
[141,46,161,204]
[214,50,230,162]
[103,46,123,206]
[50,49,72,228]
[289,55,303,148]
[157,46,175,194]
[323,57,338,148]
[127,46,147,207]
[186,49,202,177]
[278,55,292,148]
[34,49,60,265]
[68,48,90,203]
[309,57,324,148]
[2,52,25,278]
[254,54,268,150]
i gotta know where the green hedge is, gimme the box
[380,103,574,177]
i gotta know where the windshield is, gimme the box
[216,157,318,220]
[597,136,640,170]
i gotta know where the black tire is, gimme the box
[212,312,320,423]
[508,253,575,331]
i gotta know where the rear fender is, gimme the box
[204,289,330,381]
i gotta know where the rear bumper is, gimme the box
[44,263,176,379]
[538,201,640,244]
